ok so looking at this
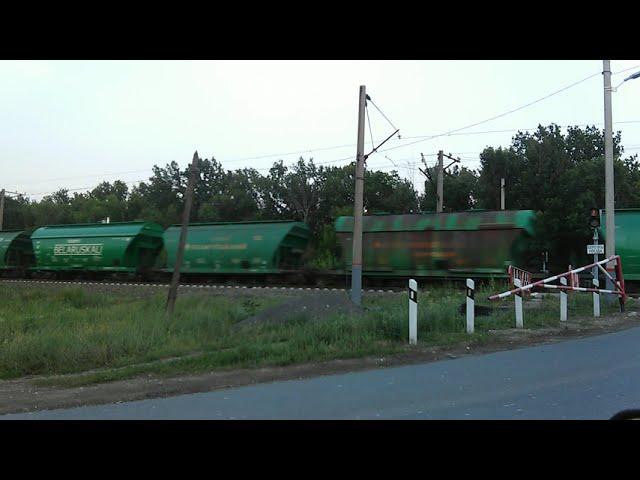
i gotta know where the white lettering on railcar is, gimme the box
[53,244,104,256]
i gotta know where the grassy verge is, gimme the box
[0,283,624,388]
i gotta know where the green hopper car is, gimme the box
[0,230,35,272]
[335,210,536,278]
[162,220,310,275]
[600,208,640,281]
[30,222,164,276]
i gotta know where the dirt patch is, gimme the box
[1,306,640,416]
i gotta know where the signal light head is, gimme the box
[589,208,600,229]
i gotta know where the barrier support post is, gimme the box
[514,278,523,328]
[409,279,417,345]
[466,278,474,334]
[593,278,600,317]
[560,277,567,322]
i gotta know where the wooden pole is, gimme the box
[166,151,200,315]
[436,150,444,213]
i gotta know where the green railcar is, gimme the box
[600,208,640,281]
[335,210,536,278]
[31,222,164,274]
[0,230,35,270]
[162,220,310,274]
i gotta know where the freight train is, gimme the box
[1,208,636,284]
[0,209,538,283]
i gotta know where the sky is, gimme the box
[1,60,639,201]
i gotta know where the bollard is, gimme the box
[466,278,474,334]
[593,278,600,317]
[514,278,523,328]
[560,277,567,322]
[408,279,417,345]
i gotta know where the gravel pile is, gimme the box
[235,291,362,328]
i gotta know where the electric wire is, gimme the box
[365,102,375,153]
[367,97,398,132]
[380,71,603,154]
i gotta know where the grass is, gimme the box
[0,283,625,387]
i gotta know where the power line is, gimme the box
[14,117,640,190]
[23,144,640,199]
[7,169,153,186]
[613,64,640,75]
[367,97,399,132]
[365,102,375,152]
[397,120,640,142]
[223,119,640,165]
[379,71,603,154]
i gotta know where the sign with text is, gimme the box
[587,244,605,255]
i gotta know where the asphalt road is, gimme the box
[4,326,640,420]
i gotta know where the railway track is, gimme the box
[0,278,401,294]
[2,277,636,298]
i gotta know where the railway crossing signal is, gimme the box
[589,208,600,230]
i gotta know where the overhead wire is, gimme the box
[613,64,640,75]
[379,71,603,154]
[365,102,375,153]
[367,97,398,132]
[14,120,640,191]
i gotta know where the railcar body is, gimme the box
[0,230,35,273]
[161,220,310,275]
[334,210,536,278]
[30,222,164,276]
[600,208,640,281]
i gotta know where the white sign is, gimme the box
[54,244,104,256]
[587,244,605,255]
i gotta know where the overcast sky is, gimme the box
[1,60,639,201]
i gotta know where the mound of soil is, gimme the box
[236,291,361,328]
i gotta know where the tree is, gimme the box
[475,124,640,270]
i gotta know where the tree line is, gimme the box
[3,124,640,271]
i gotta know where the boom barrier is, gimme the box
[488,255,626,306]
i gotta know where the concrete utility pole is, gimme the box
[603,60,615,272]
[436,150,444,213]
[166,151,200,315]
[0,189,4,231]
[351,85,367,306]
[500,178,505,210]
[430,151,460,213]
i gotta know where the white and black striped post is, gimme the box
[466,278,474,334]
[409,279,418,345]
[593,278,600,317]
[514,278,523,328]
[560,276,567,322]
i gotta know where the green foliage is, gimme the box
[475,124,640,271]
[9,284,621,387]
[7,124,640,274]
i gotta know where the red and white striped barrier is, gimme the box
[489,255,626,304]
[507,265,532,296]
[567,265,579,288]
[508,265,532,287]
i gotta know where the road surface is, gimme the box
[4,326,640,419]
